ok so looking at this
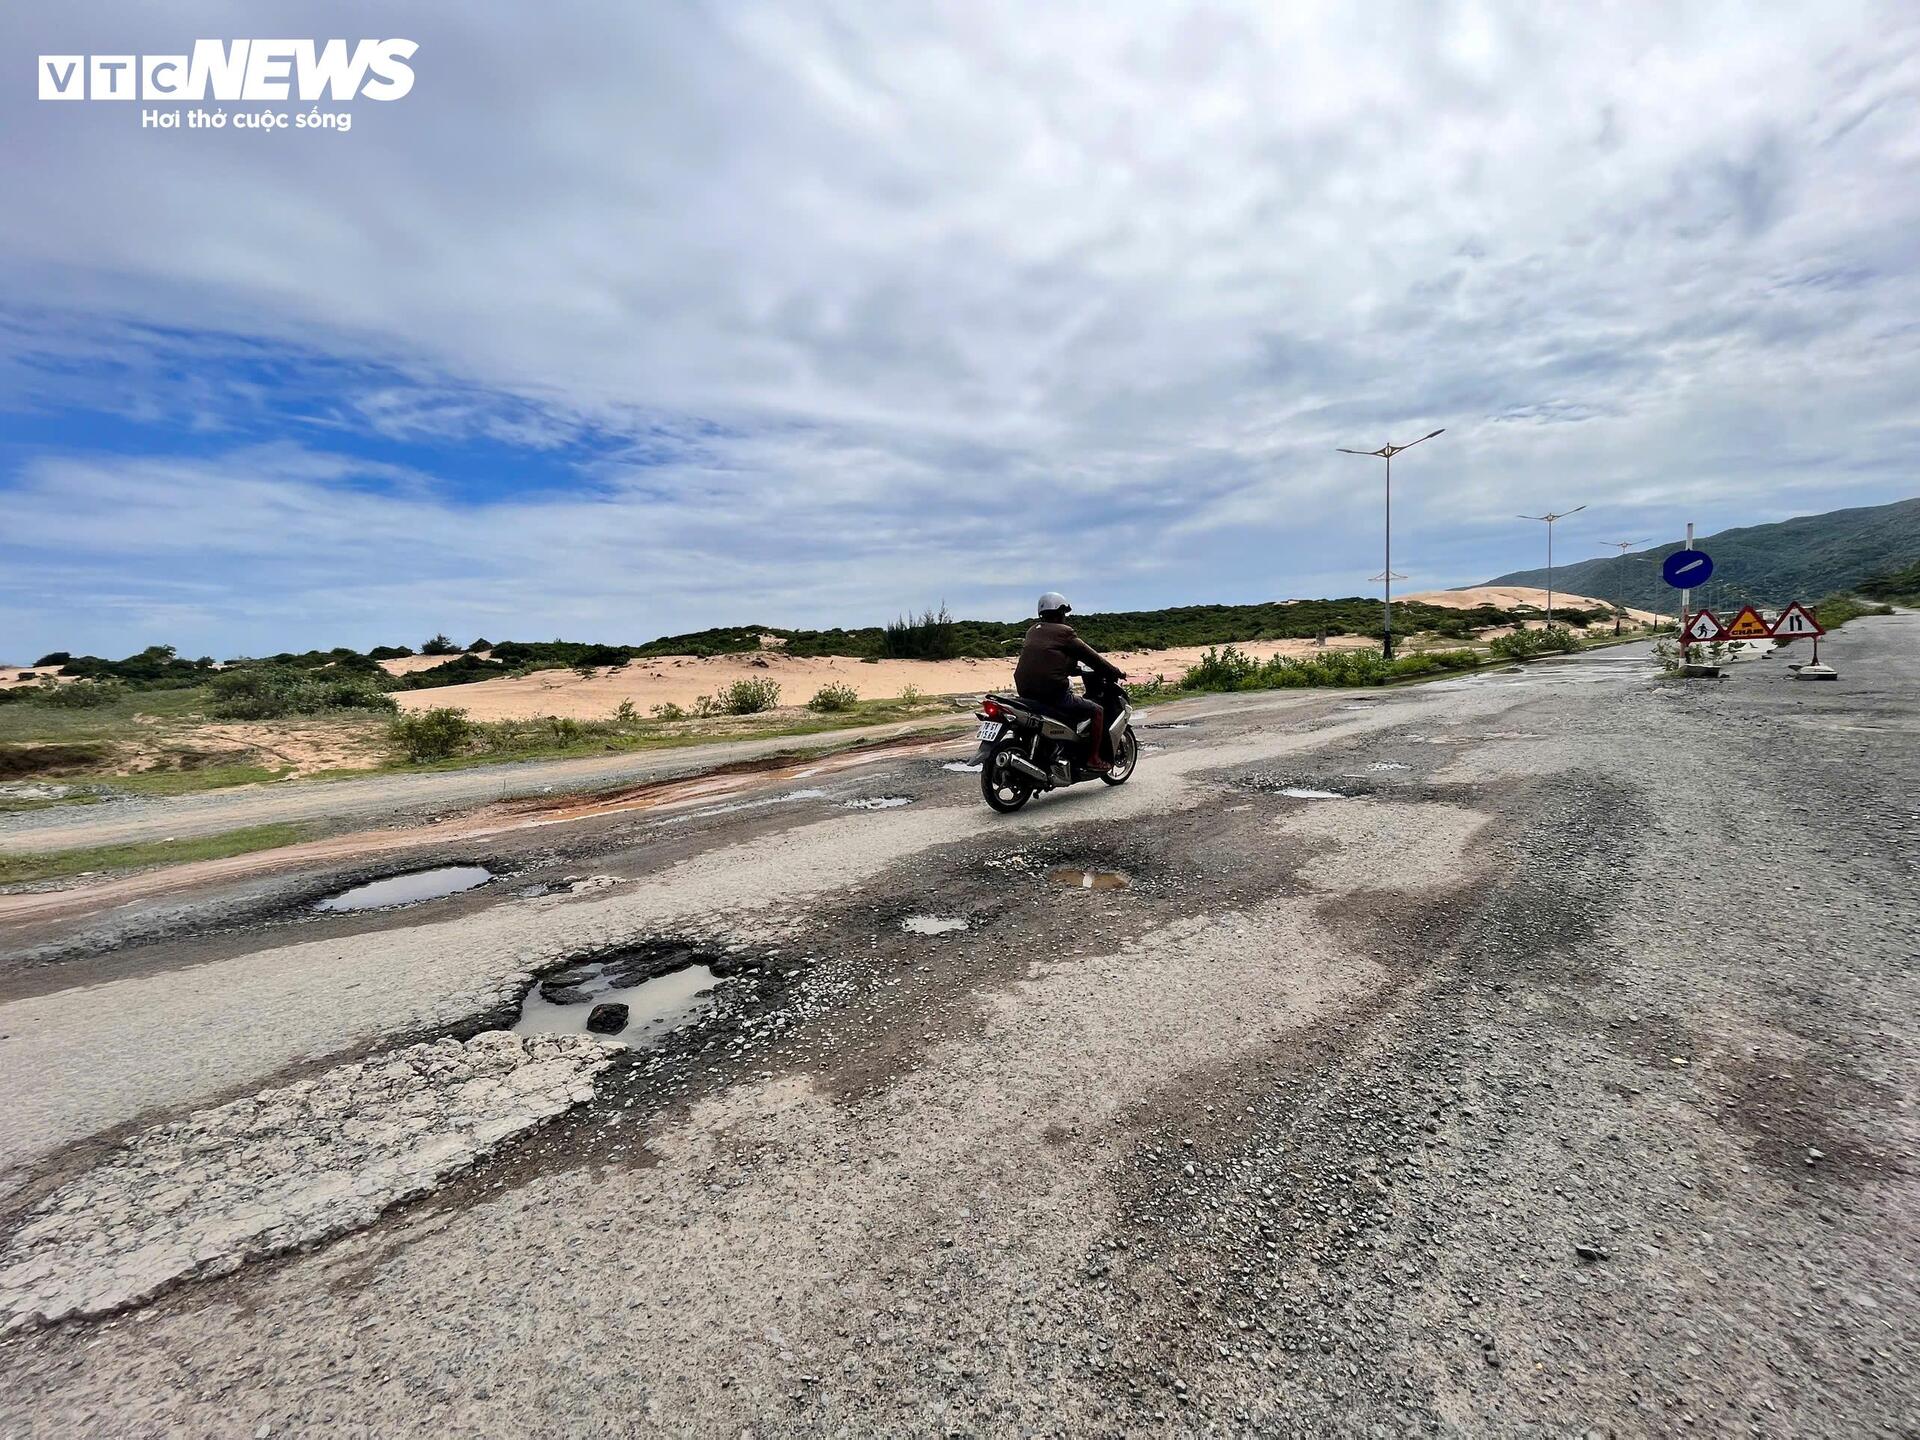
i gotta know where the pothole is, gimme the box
[1047,867,1131,891]
[902,915,969,935]
[1279,787,1347,800]
[845,796,913,809]
[941,762,982,773]
[314,865,493,913]
[514,958,720,1048]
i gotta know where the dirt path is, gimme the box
[0,624,1912,1434]
[0,712,978,857]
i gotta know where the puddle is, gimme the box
[902,915,969,935]
[1367,761,1412,771]
[1279,787,1346,800]
[513,960,719,1048]
[1047,867,1131,891]
[845,796,913,809]
[1337,704,1377,712]
[314,865,492,912]
[942,762,983,773]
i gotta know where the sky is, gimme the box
[4,2,1918,661]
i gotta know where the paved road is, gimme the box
[0,711,976,855]
[0,625,1913,1434]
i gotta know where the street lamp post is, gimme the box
[1517,505,1587,626]
[1338,428,1444,659]
[1598,539,1648,634]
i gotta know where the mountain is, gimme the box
[1481,497,1920,613]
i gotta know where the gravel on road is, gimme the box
[0,622,1912,1435]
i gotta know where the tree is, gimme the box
[421,633,460,656]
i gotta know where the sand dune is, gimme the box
[392,635,1382,722]
[1403,585,1660,622]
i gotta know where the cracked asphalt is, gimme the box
[0,620,1913,1435]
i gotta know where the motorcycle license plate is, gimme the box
[976,721,1003,741]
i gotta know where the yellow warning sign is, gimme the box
[1724,606,1771,639]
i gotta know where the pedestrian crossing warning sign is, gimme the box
[1683,610,1724,642]
[1724,606,1771,639]
[1770,601,1824,639]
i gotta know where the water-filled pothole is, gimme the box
[845,796,913,809]
[1048,867,1131,891]
[514,957,720,1047]
[314,865,493,912]
[1278,787,1346,800]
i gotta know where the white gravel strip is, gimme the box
[0,1031,615,1335]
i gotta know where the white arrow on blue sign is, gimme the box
[1662,549,1713,588]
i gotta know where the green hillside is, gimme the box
[1483,497,1920,613]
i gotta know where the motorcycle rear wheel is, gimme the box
[981,748,1034,812]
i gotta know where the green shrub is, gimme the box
[1182,646,1261,691]
[420,633,461,656]
[650,701,687,721]
[882,604,958,660]
[897,683,923,705]
[206,667,395,719]
[32,651,70,668]
[368,645,414,660]
[808,682,860,713]
[30,679,125,709]
[719,678,781,714]
[389,707,474,762]
[466,637,492,652]
[1812,594,1895,629]
[1490,626,1577,662]
[690,694,722,718]
[613,699,642,725]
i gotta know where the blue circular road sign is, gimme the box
[1662,548,1713,589]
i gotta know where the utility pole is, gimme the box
[1338,428,1444,659]
[1599,539,1648,634]
[1518,505,1587,625]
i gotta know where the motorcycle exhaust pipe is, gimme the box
[1001,753,1050,784]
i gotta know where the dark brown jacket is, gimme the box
[1014,621,1119,694]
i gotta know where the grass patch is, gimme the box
[379,695,960,772]
[1179,643,1486,693]
[0,741,115,779]
[94,763,290,797]
[0,685,206,746]
[1812,594,1896,630]
[0,823,315,886]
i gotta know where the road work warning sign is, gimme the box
[1770,601,1824,639]
[1683,610,1725,642]
[1724,606,1771,639]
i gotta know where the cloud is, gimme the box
[2,1,1918,657]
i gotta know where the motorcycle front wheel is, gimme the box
[1100,725,1139,785]
[981,747,1034,812]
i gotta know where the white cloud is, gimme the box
[2,1,1918,656]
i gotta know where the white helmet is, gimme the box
[1038,591,1071,617]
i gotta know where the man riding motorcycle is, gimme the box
[1014,592,1124,773]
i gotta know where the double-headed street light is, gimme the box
[1517,504,1587,626]
[1597,539,1648,634]
[1338,428,1444,659]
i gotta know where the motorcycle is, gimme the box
[966,669,1139,812]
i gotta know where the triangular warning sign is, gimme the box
[1724,606,1771,639]
[1769,601,1824,639]
[1683,609,1724,642]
